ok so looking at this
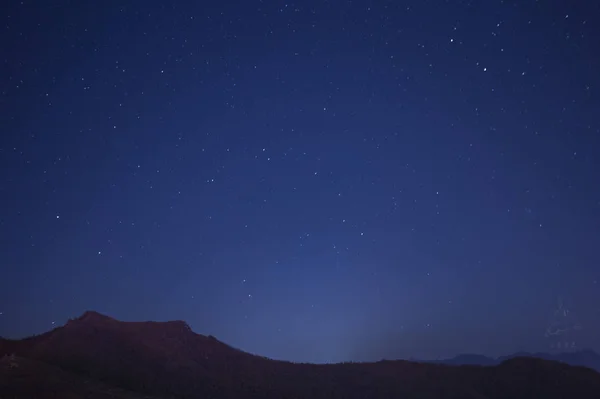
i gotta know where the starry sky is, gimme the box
[1,0,599,364]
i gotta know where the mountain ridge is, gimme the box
[424,349,600,373]
[2,310,600,398]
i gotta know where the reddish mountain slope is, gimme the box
[2,311,600,399]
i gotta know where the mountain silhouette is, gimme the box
[2,311,600,398]
[426,350,600,373]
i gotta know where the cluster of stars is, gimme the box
[1,0,598,363]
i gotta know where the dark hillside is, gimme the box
[2,311,600,399]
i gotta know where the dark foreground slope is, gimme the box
[0,354,161,399]
[2,311,600,399]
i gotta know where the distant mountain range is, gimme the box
[421,350,600,372]
[2,311,600,398]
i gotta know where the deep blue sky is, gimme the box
[1,0,599,363]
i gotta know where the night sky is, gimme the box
[1,0,599,364]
